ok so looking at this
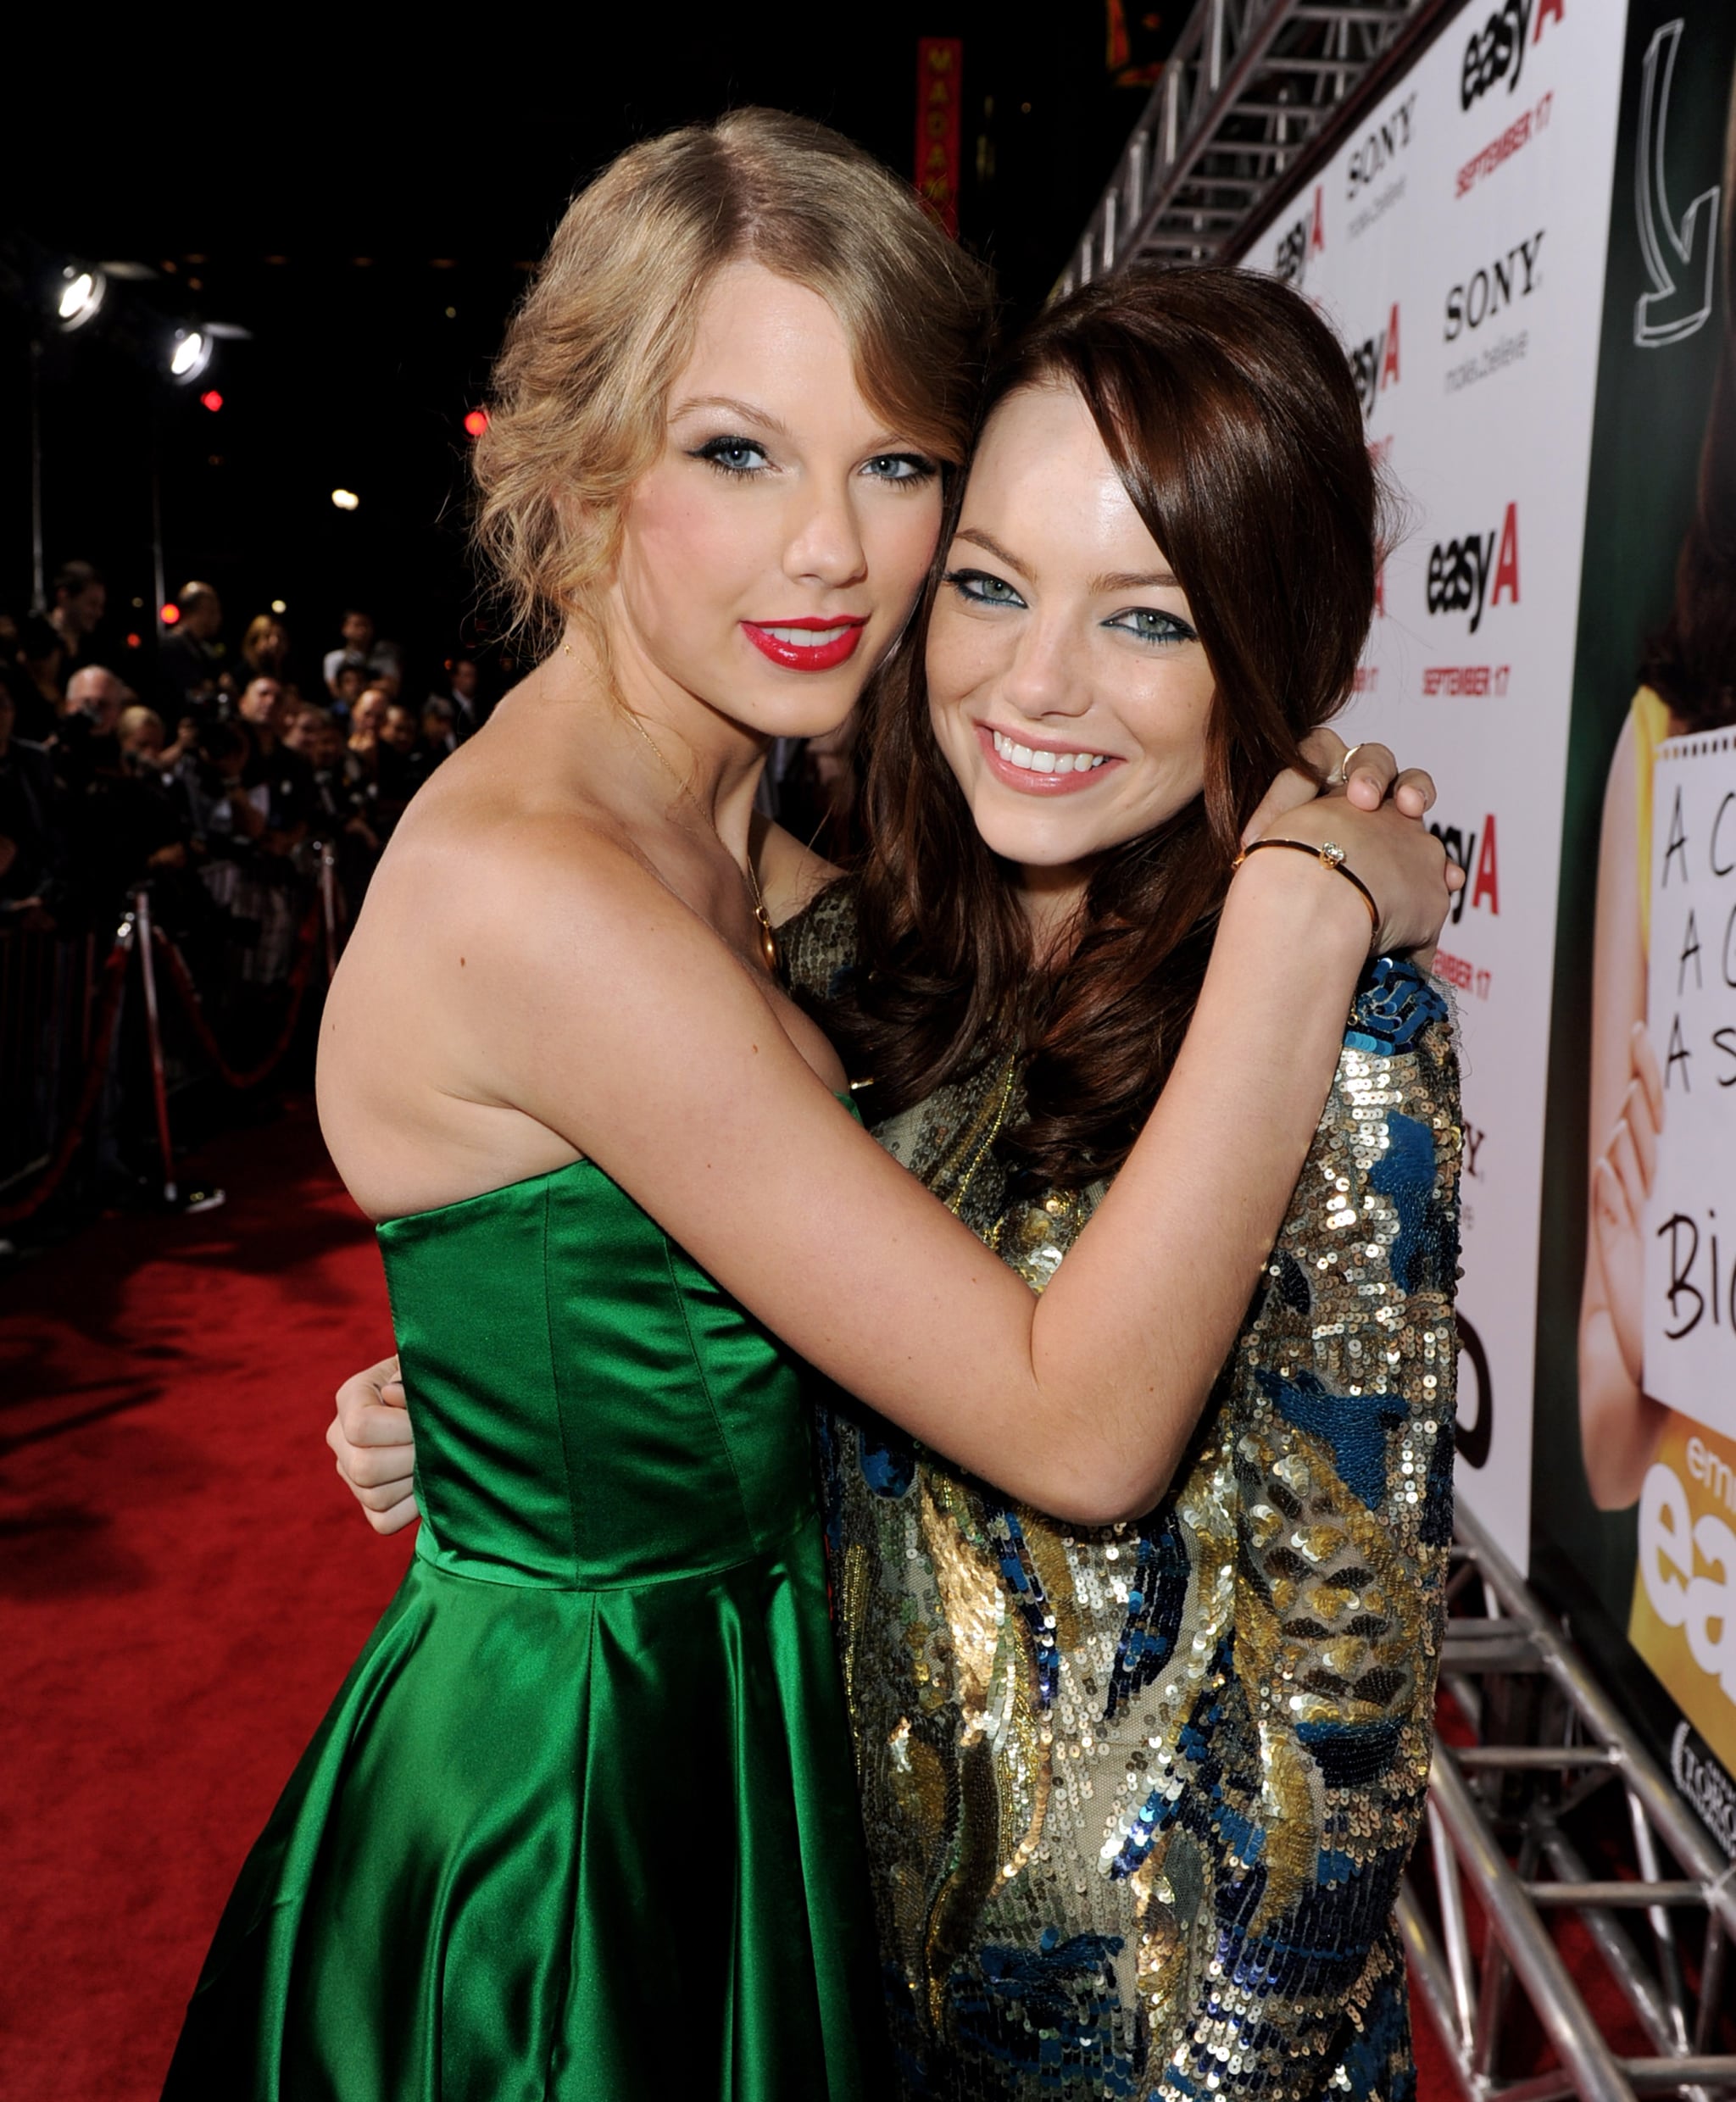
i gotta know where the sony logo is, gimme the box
[1445,231,1544,340]
[1426,503,1522,633]
[1346,95,1417,194]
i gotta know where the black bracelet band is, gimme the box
[1231,837,1380,944]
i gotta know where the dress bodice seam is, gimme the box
[662,1232,762,1560]
[412,1510,818,1594]
[539,1179,587,1571]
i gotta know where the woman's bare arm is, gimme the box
[1578,710,1668,1508]
[345,791,1438,1527]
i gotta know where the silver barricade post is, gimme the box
[320,843,340,986]
[131,888,178,1206]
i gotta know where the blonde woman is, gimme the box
[166,114,1453,2097]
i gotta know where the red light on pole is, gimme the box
[200,389,224,412]
[463,408,489,438]
[126,632,142,649]
[160,603,181,626]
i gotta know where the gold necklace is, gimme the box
[559,636,779,973]
[620,705,780,976]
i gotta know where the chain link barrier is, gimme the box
[0,915,136,1228]
[0,851,344,1227]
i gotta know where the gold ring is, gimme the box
[1333,742,1367,786]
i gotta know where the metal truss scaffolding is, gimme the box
[1404,1503,1736,2102]
[1057,0,1453,292]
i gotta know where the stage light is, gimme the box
[160,603,181,626]
[199,389,223,412]
[270,598,287,614]
[463,409,489,438]
[55,265,108,331]
[331,488,360,511]
[168,328,213,384]
[126,632,142,649]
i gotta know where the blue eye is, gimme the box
[944,568,1027,609]
[1106,606,1194,645]
[692,437,770,476]
[864,453,938,484]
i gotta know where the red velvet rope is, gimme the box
[149,901,323,1092]
[0,926,135,1228]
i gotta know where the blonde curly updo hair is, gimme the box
[472,108,994,653]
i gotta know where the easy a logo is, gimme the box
[1445,231,1544,339]
[1346,94,1417,195]
[1272,186,1326,288]
[1429,811,1500,923]
[1427,503,1521,633]
[1461,0,1564,112]
[1640,1457,1736,1701]
[1349,303,1402,417]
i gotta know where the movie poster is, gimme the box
[1533,0,1736,1812]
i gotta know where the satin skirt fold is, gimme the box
[162,1530,882,2100]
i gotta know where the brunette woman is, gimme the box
[181,114,1453,2099]
[780,269,1460,2099]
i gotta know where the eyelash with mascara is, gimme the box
[691,437,768,479]
[690,437,940,486]
[944,567,1196,644]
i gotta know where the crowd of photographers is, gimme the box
[0,560,487,952]
[0,558,865,1229]
[0,560,488,1225]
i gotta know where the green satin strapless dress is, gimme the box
[163,1143,888,2099]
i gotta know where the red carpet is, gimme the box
[0,1098,411,2099]
[0,1097,1476,2099]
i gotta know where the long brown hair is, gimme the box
[823,264,1383,1191]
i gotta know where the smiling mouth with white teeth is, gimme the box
[991,729,1110,775]
[740,616,867,672]
[761,624,852,644]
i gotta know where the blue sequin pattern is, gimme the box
[787,890,1461,2102]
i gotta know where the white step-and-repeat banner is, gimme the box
[1249,0,1736,1822]
[1258,0,1625,1571]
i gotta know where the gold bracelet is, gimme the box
[1231,837,1380,942]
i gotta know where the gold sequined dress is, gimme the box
[783,883,1461,2102]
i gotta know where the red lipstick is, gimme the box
[741,616,866,672]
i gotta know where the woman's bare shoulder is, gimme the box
[317,775,740,1217]
[333,765,717,1084]
[376,757,656,923]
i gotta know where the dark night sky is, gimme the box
[5,8,1169,698]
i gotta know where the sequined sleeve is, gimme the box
[815,950,1461,2101]
[1146,954,1462,2099]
